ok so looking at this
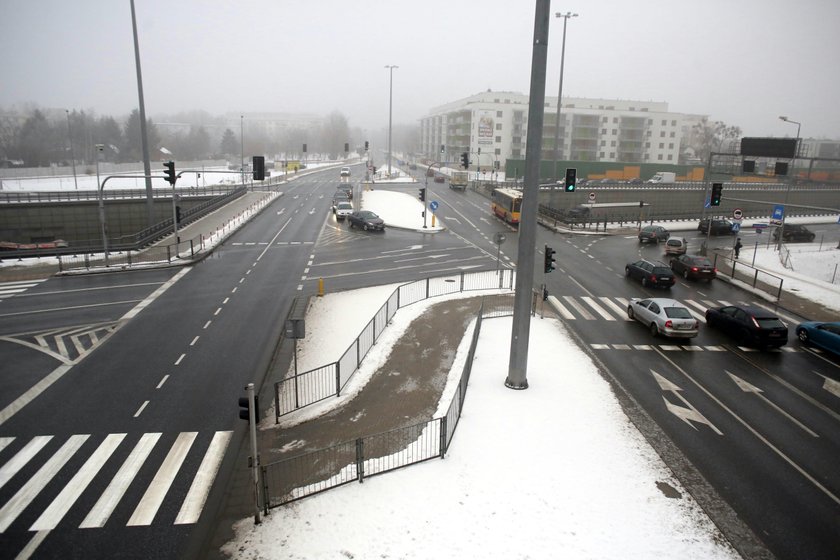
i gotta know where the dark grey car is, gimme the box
[348,210,385,231]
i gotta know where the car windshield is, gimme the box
[664,307,693,319]
[338,202,352,209]
[359,211,378,219]
[690,257,712,266]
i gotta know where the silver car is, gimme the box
[627,298,699,338]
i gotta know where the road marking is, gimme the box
[581,296,614,320]
[122,268,191,321]
[80,433,161,529]
[30,434,126,531]
[203,320,212,329]
[0,436,52,490]
[650,369,723,435]
[156,375,170,389]
[0,300,142,319]
[0,435,89,532]
[174,354,186,365]
[598,297,632,321]
[0,365,73,427]
[133,401,149,418]
[127,432,197,526]
[214,307,222,316]
[190,336,199,346]
[175,431,232,524]
[562,296,595,320]
[726,371,818,437]
[223,297,230,305]
[546,296,574,320]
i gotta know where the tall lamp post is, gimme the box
[777,115,801,250]
[65,110,79,190]
[385,65,398,176]
[552,11,578,180]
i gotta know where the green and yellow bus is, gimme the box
[491,187,523,225]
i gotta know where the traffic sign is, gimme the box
[731,222,741,233]
[733,208,743,220]
[770,205,784,225]
[588,192,596,201]
[429,200,439,211]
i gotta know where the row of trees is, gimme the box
[0,106,392,168]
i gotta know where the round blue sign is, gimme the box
[429,200,439,211]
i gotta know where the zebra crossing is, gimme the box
[0,279,47,303]
[548,294,803,326]
[0,321,120,364]
[0,430,231,533]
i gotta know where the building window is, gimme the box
[670,132,675,138]
[601,128,607,134]
[495,148,501,155]
[602,117,608,123]
[611,140,616,147]
[612,129,617,135]
[599,151,604,158]
[660,132,665,137]
[610,152,615,158]
[496,123,502,130]
[648,119,653,125]
[613,117,618,123]
[496,111,503,117]
[600,140,606,146]
[667,155,673,161]
[659,143,664,149]
[661,120,667,126]
[513,137,522,144]
[496,136,502,142]
[671,120,677,126]
[645,142,650,148]
[658,154,663,160]
[668,143,674,149]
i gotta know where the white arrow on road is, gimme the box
[727,371,818,437]
[650,370,723,435]
[277,208,285,215]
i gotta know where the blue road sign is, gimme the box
[731,222,741,233]
[704,198,711,209]
[429,200,439,211]
[771,205,785,225]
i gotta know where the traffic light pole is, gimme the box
[245,383,261,524]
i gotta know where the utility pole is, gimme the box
[129,0,154,227]
[552,11,578,180]
[506,0,551,390]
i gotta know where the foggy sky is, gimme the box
[1,0,838,139]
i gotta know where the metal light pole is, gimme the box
[385,65,398,176]
[552,11,577,180]
[129,0,154,227]
[777,115,801,250]
[95,144,108,267]
[240,115,245,188]
[66,110,79,190]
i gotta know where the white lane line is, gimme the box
[203,320,212,329]
[80,433,161,529]
[156,375,170,389]
[0,300,143,319]
[175,431,233,524]
[133,401,149,418]
[0,365,73,427]
[174,354,186,366]
[0,437,13,455]
[0,434,89,532]
[127,432,197,526]
[546,296,574,320]
[190,336,199,346]
[222,297,230,305]
[30,434,126,531]
[231,287,237,293]
[122,268,191,321]
[0,436,52,490]
[214,307,222,316]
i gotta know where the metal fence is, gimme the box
[273,269,515,420]
[262,293,508,509]
[56,233,206,272]
[711,252,785,301]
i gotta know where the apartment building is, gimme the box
[419,90,690,167]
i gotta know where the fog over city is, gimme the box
[1,0,839,138]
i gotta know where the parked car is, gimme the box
[332,200,353,220]
[627,298,699,338]
[332,191,350,205]
[795,321,840,355]
[348,210,385,231]
[697,219,735,235]
[434,174,445,183]
[705,305,788,348]
[337,183,353,200]
[669,254,717,281]
[772,224,815,242]
[664,237,687,255]
[638,225,670,244]
[625,259,675,288]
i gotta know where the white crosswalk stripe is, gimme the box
[0,431,232,532]
[0,279,46,301]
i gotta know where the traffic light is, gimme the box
[364,140,369,151]
[710,183,723,206]
[344,142,349,153]
[302,143,307,153]
[175,205,182,224]
[544,245,556,273]
[565,168,577,192]
[460,152,469,169]
[252,156,265,180]
[440,144,445,154]
[163,161,176,186]
[238,393,259,423]
[419,187,426,202]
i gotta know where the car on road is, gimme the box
[434,174,445,183]
[627,298,699,338]
[332,191,350,206]
[795,321,840,355]
[625,259,675,288]
[348,210,385,231]
[332,200,353,220]
[705,305,788,348]
[669,254,717,281]
[638,225,670,244]
[340,166,351,178]
[664,237,687,255]
[773,224,815,242]
[337,183,353,200]
[698,219,735,235]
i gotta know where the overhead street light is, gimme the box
[552,11,578,181]
[385,65,398,176]
[777,115,802,251]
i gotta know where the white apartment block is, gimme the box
[419,90,691,167]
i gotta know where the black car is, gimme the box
[625,259,675,288]
[337,183,353,200]
[698,219,735,235]
[348,210,385,231]
[772,224,815,242]
[705,305,788,348]
[669,254,717,281]
[638,225,670,244]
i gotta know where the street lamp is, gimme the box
[385,65,398,176]
[65,110,79,190]
[777,115,801,250]
[240,115,245,188]
[552,11,578,180]
[95,144,108,267]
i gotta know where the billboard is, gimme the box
[477,111,494,145]
[740,137,797,159]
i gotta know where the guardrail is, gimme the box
[711,252,785,302]
[261,292,514,509]
[273,269,516,420]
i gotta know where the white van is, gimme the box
[340,166,351,178]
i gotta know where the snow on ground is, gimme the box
[225,287,741,560]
